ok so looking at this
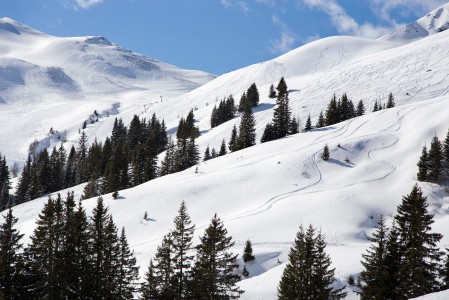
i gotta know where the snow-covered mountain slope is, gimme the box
[380,2,449,43]
[9,95,449,299]
[413,290,449,300]
[0,17,214,163]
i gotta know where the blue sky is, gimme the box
[2,0,447,75]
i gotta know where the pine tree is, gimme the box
[427,135,443,182]
[359,215,389,300]
[116,227,139,300]
[219,139,227,156]
[386,92,395,108]
[395,185,443,298]
[247,83,259,107]
[204,146,211,161]
[272,77,291,139]
[76,131,89,184]
[268,84,276,98]
[316,111,325,128]
[382,222,402,300]
[161,140,176,176]
[190,214,243,299]
[16,154,32,203]
[102,215,121,299]
[278,225,345,299]
[171,201,195,299]
[140,259,158,300]
[417,145,429,181]
[260,122,275,143]
[357,100,365,116]
[442,251,449,289]
[64,146,77,188]
[229,125,239,152]
[243,240,255,263]
[153,233,175,299]
[242,265,249,278]
[325,94,339,126]
[0,206,25,299]
[237,105,256,150]
[289,116,299,135]
[304,114,312,131]
[373,101,379,112]
[238,92,248,113]
[443,129,449,175]
[322,144,330,161]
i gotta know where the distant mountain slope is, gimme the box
[380,2,449,43]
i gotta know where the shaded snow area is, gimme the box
[2,5,449,299]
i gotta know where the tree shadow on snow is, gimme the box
[327,158,354,168]
[253,103,276,113]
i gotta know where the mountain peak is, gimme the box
[0,17,47,37]
[380,2,449,43]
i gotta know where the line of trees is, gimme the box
[0,194,139,299]
[0,154,10,211]
[211,96,236,128]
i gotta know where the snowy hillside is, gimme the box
[3,5,449,299]
[0,17,214,164]
[380,2,449,43]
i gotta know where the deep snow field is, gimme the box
[3,2,449,299]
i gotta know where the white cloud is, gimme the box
[219,0,250,12]
[369,0,447,23]
[268,15,297,54]
[66,0,104,10]
[302,0,393,38]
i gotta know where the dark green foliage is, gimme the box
[0,206,25,299]
[278,225,346,300]
[395,185,443,298]
[76,131,89,184]
[428,135,443,182]
[325,93,356,126]
[211,95,235,128]
[386,92,395,108]
[229,124,239,152]
[153,233,175,299]
[359,215,391,300]
[246,83,259,107]
[417,145,429,181]
[268,84,276,98]
[0,155,10,210]
[243,240,255,263]
[289,116,299,135]
[160,140,176,176]
[260,122,275,143]
[442,251,449,289]
[16,154,32,204]
[171,201,195,299]
[271,77,292,139]
[304,114,312,131]
[111,118,127,147]
[316,111,325,128]
[190,214,243,299]
[204,145,211,161]
[444,129,449,175]
[238,92,248,113]
[219,139,227,156]
[237,104,256,150]
[357,100,365,116]
[322,144,330,161]
[174,138,200,172]
[242,265,249,278]
[65,146,77,188]
[140,259,158,300]
[177,110,200,140]
[117,227,139,299]
[325,94,339,126]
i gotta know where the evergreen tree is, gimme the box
[153,233,175,299]
[29,195,66,299]
[16,154,32,203]
[443,129,449,175]
[0,206,25,299]
[171,201,195,299]
[316,111,325,128]
[238,92,248,113]
[304,114,312,131]
[395,185,443,298]
[417,145,429,181]
[237,105,256,150]
[357,100,365,116]
[260,122,275,143]
[322,144,330,161]
[325,94,339,126]
[278,225,345,300]
[116,227,139,300]
[268,84,276,98]
[242,265,249,278]
[242,240,255,263]
[160,140,176,176]
[289,116,299,135]
[219,139,227,156]
[174,138,199,172]
[373,101,379,112]
[272,77,291,139]
[359,215,389,300]
[190,214,243,299]
[442,251,449,289]
[140,259,158,300]
[65,146,77,188]
[382,222,402,300]
[246,83,259,107]
[229,125,239,152]
[143,137,159,182]
[102,215,121,299]
[386,92,395,108]
[204,146,211,161]
[211,148,217,158]
[427,135,443,182]
[76,131,89,184]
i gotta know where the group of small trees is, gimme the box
[15,113,168,204]
[261,77,298,143]
[278,224,347,299]
[315,93,364,128]
[417,129,449,182]
[373,92,395,112]
[140,201,244,299]
[238,83,259,112]
[161,110,200,176]
[0,194,139,299]
[358,185,447,299]
[211,96,236,128]
[204,140,227,161]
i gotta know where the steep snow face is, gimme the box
[380,2,449,43]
